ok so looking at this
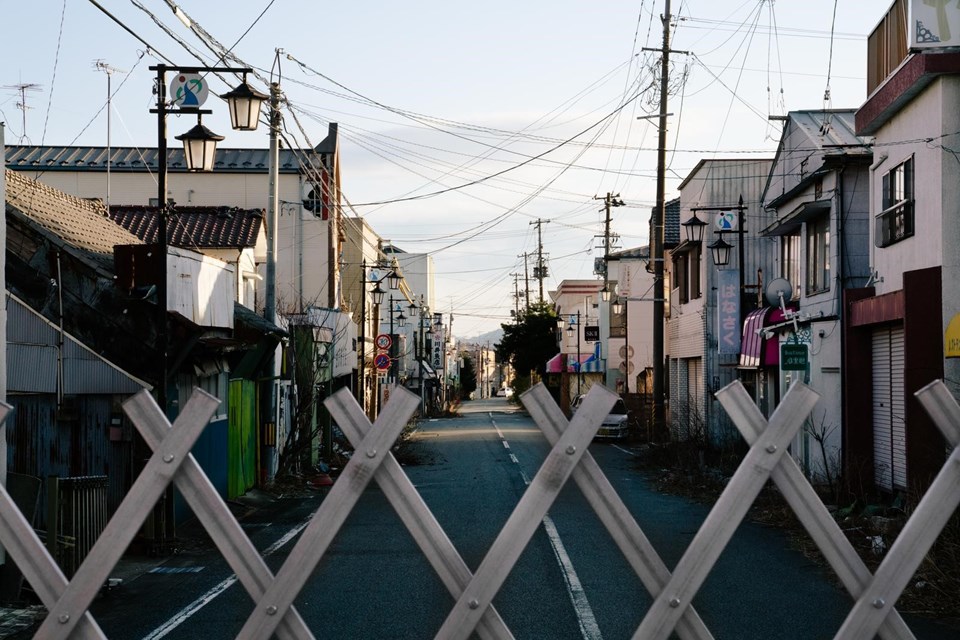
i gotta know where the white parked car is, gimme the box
[496,387,514,398]
[570,394,630,440]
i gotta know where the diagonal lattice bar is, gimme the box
[37,389,220,640]
[632,380,819,640]
[522,383,714,640]
[433,384,616,640]
[125,390,313,639]
[326,386,515,639]
[835,380,960,639]
[0,403,110,637]
[236,387,420,640]
[716,381,916,640]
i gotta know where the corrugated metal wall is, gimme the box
[7,395,132,530]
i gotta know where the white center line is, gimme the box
[491,416,603,640]
[143,514,312,640]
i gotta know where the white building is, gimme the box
[668,158,774,447]
[841,0,960,494]
[760,109,873,483]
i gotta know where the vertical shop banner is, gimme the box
[717,269,741,354]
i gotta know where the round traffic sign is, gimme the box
[374,353,391,370]
[375,334,392,350]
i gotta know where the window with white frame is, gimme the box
[781,231,801,299]
[806,215,830,294]
[877,156,914,247]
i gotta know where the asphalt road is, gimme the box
[54,396,960,639]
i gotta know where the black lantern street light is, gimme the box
[703,195,747,302]
[151,63,266,417]
[358,260,400,411]
[148,63,265,548]
[708,235,734,267]
[567,311,582,397]
[681,211,708,244]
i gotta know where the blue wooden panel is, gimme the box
[174,416,229,523]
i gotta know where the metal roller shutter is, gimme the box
[872,326,906,492]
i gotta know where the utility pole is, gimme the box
[594,192,625,292]
[530,219,550,303]
[263,80,281,482]
[644,0,682,436]
[509,272,521,318]
[518,253,531,310]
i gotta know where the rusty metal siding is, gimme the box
[7,395,132,529]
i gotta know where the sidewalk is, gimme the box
[0,487,290,639]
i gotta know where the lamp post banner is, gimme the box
[717,268,741,354]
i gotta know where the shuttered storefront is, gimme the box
[872,326,906,491]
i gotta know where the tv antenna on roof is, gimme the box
[94,60,127,209]
[4,82,42,143]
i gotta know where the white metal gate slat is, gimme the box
[632,380,818,640]
[716,381,916,640]
[236,387,420,639]
[325,387,514,640]
[128,389,312,639]
[39,389,220,640]
[0,402,108,637]
[837,380,960,638]
[873,329,894,490]
[434,386,615,640]
[0,375,958,638]
[522,386,713,640]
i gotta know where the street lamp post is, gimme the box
[705,195,747,303]
[567,311,582,397]
[358,260,398,414]
[149,63,265,548]
[151,64,265,417]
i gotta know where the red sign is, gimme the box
[375,334,392,350]
[374,353,391,370]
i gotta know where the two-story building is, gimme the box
[842,0,960,495]
[668,159,774,448]
[760,109,873,485]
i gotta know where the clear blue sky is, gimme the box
[3,0,893,338]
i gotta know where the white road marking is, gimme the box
[143,515,312,639]
[611,444,636,456]
[493,417,603,640]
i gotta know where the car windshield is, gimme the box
[610,400,627,415]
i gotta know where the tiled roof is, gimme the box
[5,125,338,175]
[5,169,142,268]
[109,206,263,248]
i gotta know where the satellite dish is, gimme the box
[765,278,793,307]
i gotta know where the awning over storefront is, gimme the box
[545,349,605,373]
[739,305,797,369]
[419,359,438,380]
[546,353,564,373]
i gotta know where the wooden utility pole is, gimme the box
[647,0,678,434]
[518,252,531,310]
[529,219,550,303]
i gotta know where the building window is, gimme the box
[806,215,830,294]
[877,156,914,247]
[672,248,702,305]
[781,231,801,299]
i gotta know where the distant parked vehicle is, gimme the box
[570,394,630,440]
[496,387,514,398]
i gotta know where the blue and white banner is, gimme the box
[717,269,741,354]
